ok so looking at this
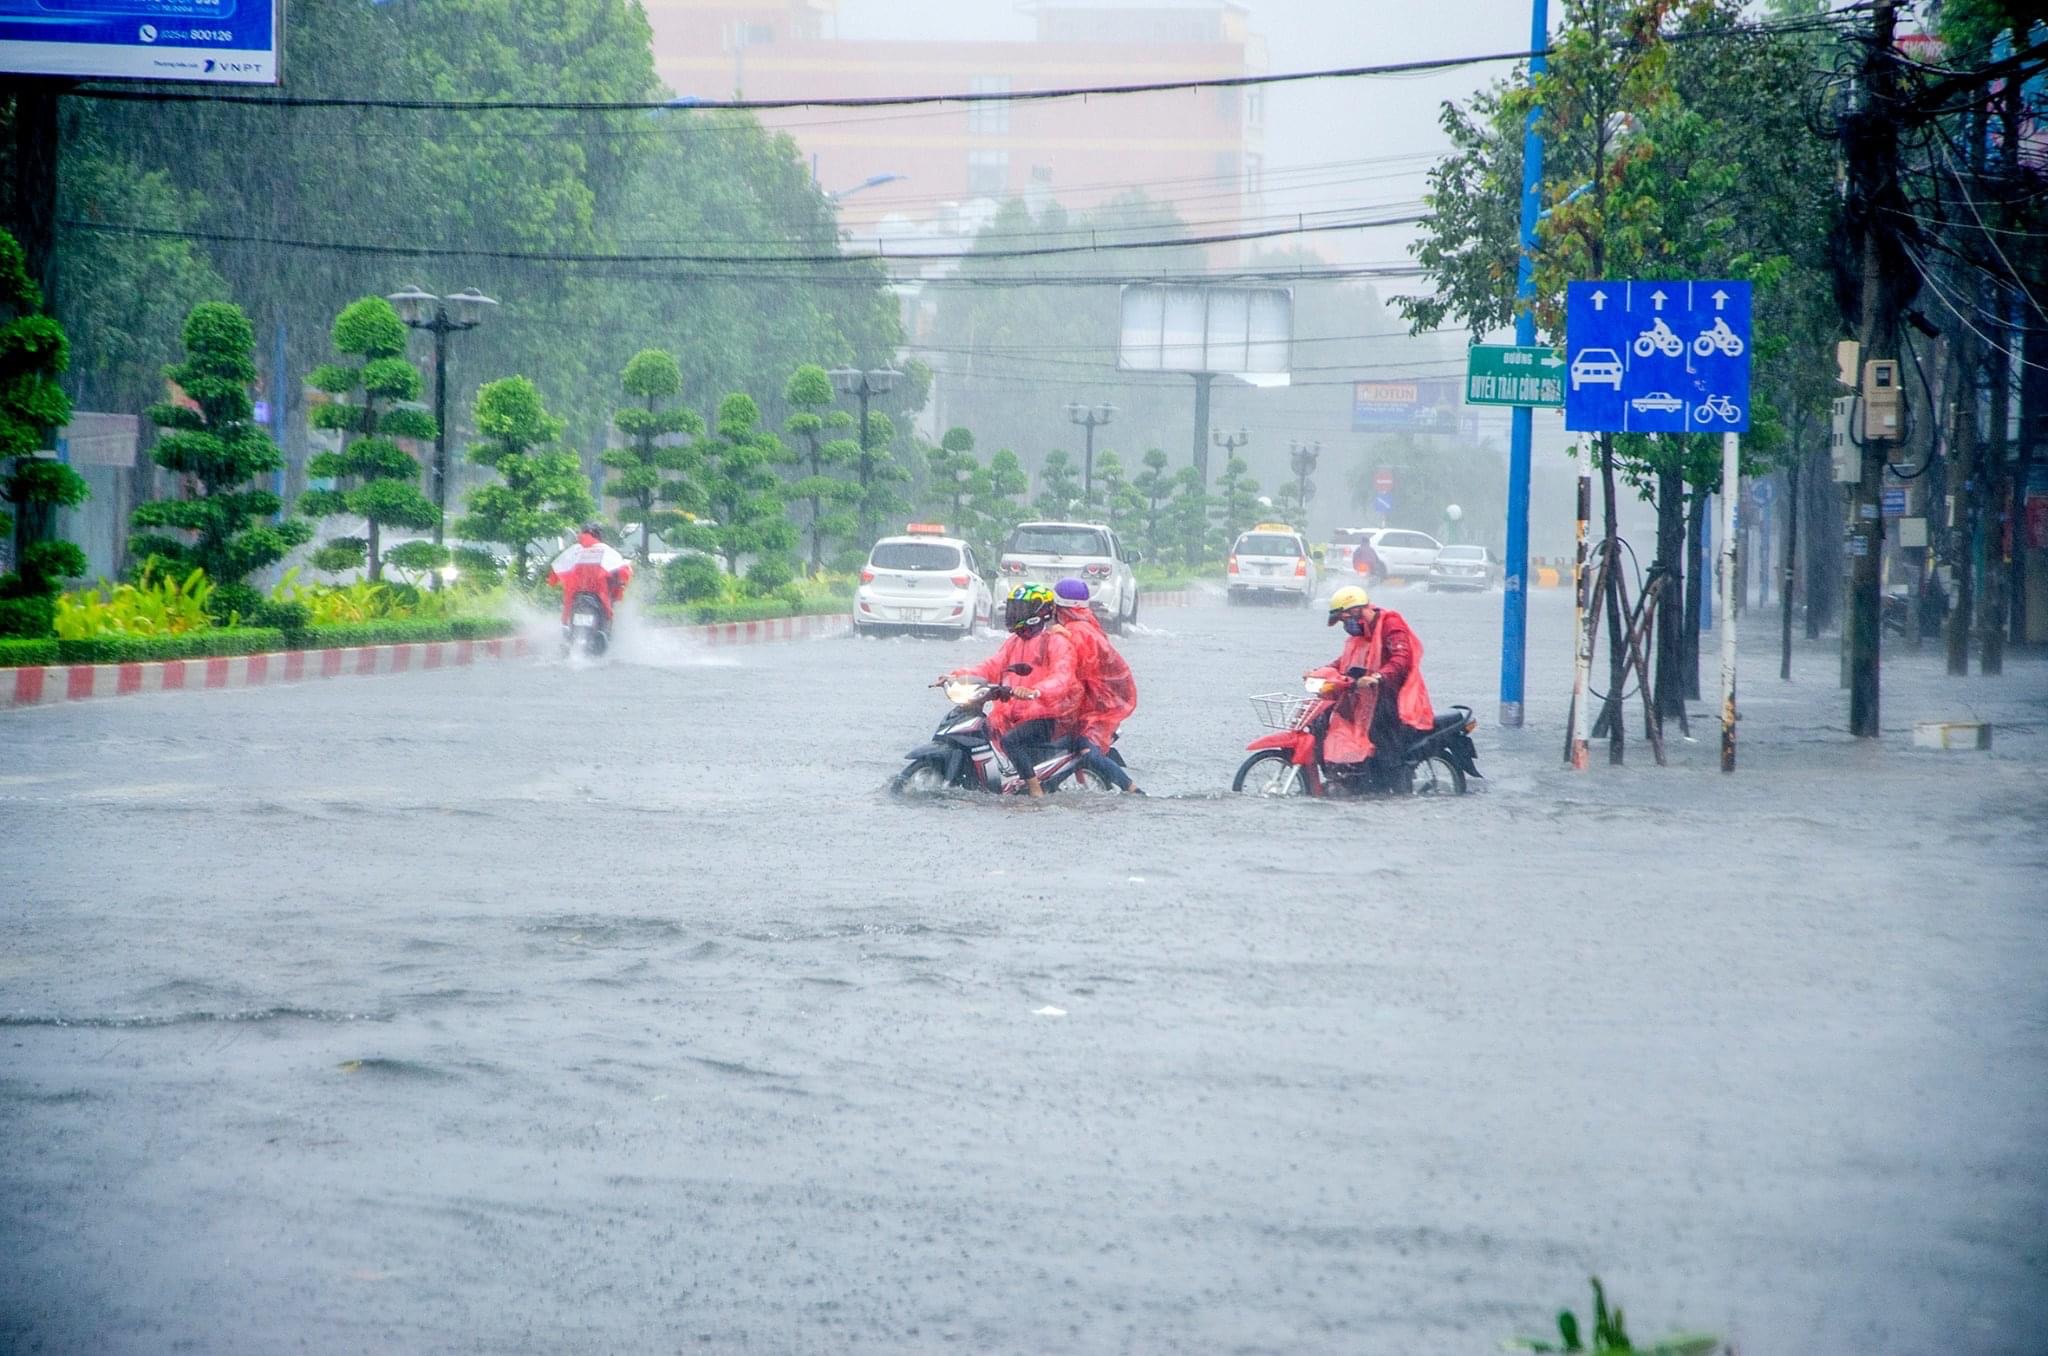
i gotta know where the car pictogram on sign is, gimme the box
[1569,348,1624,390]
[1629,391,1683,413]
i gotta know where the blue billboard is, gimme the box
[0,0,281,84]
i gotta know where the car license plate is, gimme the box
[573,615,594,627]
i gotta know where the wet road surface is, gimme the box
[3,589,2044,1353]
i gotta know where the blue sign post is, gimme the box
[1564,281,1751,435]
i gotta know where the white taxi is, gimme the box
[1227,523,1319,606]
[853,525,993,638]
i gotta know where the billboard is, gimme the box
[1352,376,1462,433]
[1,0,281,84]
[1117,284,1292,375]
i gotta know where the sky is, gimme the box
[835,0,1544,266]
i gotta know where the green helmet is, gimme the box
[1004,583,1058,635]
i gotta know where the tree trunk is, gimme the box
[1653,455,1686,723]
[1683,486,1708,700]
[368,521,382,583]
[1599,433,1626,764]
[1783,455,1800,680]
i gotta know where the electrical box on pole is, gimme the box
[1861,360,1902,440]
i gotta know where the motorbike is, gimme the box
[1232,665,1483,797]
[890,665,1131,796]
[563,591,612,659]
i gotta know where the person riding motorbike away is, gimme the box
[1050,577,1143,794]
[946,584,1082,797]
[1318,585,1434,790]
[546,522,633,644]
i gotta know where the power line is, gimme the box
[60,211,1431,267]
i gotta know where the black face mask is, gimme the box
[1342,618,1366,636]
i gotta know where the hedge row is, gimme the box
[0,616,521,667]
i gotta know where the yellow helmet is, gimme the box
[1327,584,1370,624]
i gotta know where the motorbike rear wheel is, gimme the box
[890,757,955,795]
[1233,748,1310,797]
[1410,752,1467,796]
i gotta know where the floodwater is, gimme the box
[3,589,2044,1353]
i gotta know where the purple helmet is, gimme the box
[1054,577,1092,607]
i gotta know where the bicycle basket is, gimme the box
[1248,691,1315,731]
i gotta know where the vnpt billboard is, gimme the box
[1,0,281,84]
[1352,377,1461,433]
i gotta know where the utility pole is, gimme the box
[1845,0,1900,738]
[1782,455,1799,681]
[1065,401,1114,500]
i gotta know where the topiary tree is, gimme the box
[779,364,858,574]
[0,228,90,637]
[1166,466,1214,566]
[456,376,594,584]
[604,348,704,565]
[1033,448,1083,518]
[851,406,911,546]
[1213,455,1262,542]
[1131,449,1174,563]
[690,392,795,574]
[299,297,439,581]
[1090,448,1144,537]
[968,446,1029,567]
[922,425,983,529]
[132,301,312,616]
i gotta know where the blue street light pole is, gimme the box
[1499,0,1549,728]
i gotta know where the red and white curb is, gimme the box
[5,636,534,711]
[666,612,853,646]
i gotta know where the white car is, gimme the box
[1427,544,1500,592]
[1227,524,1318,606]
[998,521,1140,633]
[1328,527,1442,581]
[853,526,993,637]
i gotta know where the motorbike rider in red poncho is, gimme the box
[546,522,633,629]
[1319,584,1434,789]
[1050,577,1143,794]
[947,584,1082,797]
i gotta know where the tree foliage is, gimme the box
[133,301,311,587]
[687,392,794,573]
[457,375,592,582]
[604,348,704,564]
[778,363,858,573]
[0,228,88,636]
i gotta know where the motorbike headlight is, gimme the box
[944,680,984,705]
[1305,676,1333,695]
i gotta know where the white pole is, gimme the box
[1720,431,1740,773]
[1568,473,1593,770]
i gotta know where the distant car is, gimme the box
[1427,544,1500,592]
[998,520,1140,633]
[1227,524,1318,606]
[1570,347,1625,390]
[854,526,993,638]
[1358,528,1442,580]
[1630,390,1683,413]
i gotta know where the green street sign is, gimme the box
[1465,345,1565,408]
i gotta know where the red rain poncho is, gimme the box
[546,533,633,622]
[1323,607,1434,764]
[1054,606,1138,752]
[952,627,1082,736]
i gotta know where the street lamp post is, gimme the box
[1288,438,1320,520]
[1213,426,1249,466]
[1065,400,1115,498]
[388,286,497,580]
[828,366,901,542]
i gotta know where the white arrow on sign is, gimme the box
[1540,354,1563,367]
[1591,289,1608,311]
[1712,288,1730,311]
[1650,288,1668,311]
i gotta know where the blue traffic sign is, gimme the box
[1564,281,1751,434]
[1371,493,1394,514]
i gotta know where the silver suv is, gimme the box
[998,521,1141,633]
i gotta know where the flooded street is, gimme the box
[4,590,2044,1353]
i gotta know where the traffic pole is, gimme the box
[1719,432,1740,772]
[1568,472,1592,770]
[1498,0,1549,728]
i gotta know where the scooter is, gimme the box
[890,666,1130,795]
[1232,664,1483,797]
[563,591,612,659]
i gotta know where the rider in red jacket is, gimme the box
[949,584,1081,796]
[1050,577,1142,793]
[546,523,633,626]
[1320,584,1434,787]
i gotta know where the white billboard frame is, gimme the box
[1117,284,1293,377]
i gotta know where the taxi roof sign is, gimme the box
[1250,522,1297,533]
[905,522,947,536]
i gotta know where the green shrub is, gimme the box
[745,554,796,595]
[288,617,519,650]
[0,636,59,666]
[450,546,503,585]
[0,592,55,638]
[661,553,726,603]
[249,599,311,631]
[206,581,263,626]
